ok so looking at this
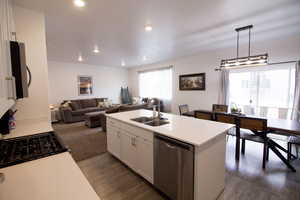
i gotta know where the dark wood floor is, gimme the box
[77,136,300,200]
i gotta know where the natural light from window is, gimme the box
[139,67,172,100]
[229,65,295,119]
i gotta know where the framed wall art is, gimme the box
[78,76,93,95]
[179,73,205,90]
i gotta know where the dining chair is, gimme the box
[268,108,289,143]
[243,105,254,115]
[278,108,288,119]
[259,106,268,118]
[178,104,189,115]
[288,136,300,161]
[215,113,237,141]
[212,104,228,113]
[194,110,213,121]
[238,116,269,168]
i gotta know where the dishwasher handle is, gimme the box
[154,133,194,152]
[165,142,176,149]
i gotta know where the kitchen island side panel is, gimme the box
[194,133,226,200]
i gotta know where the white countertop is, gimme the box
[0,152,100,200]
[2,117,53,139]
[107,109,234,146]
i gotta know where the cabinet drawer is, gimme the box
[107,121,120,130]
[107,124,119,134]
[107,118,121,129]
[121,122,153,142]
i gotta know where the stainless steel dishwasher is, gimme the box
[154,133,194,200]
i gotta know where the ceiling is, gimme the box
[14,0,300,67]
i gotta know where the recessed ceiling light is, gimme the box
[78,55,83,62]
[145,24,153,32]
[74,0,86,7]
[121,61,126,66]
[93,46,100,53]
[143,56,147,61]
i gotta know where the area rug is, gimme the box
[53,122,107,162]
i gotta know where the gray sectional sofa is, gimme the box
[59,98,107,123]
[59,97,164,124]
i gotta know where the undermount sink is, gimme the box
[131,117,153,123]
[131,116,169,126]
[144,120,170,127]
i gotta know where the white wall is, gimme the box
[128,36,300,114]
[48,61,129,105]
[13,6,51,121]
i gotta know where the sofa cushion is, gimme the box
[69,101,82,111]
[81,99,97,108]
[72,107,104,116]
[106,106,120,114]
[119,104,147,112]
[96,98,108,103]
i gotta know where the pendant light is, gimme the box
[218,25,268,70]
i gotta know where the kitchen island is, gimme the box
[106,109,234,200]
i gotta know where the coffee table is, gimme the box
[84,111,106,128]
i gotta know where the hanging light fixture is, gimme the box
[218,25,268,70]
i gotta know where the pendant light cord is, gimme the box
[237,31,239,59]
[248,28,251,57]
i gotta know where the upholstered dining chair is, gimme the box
[238,116,269,168]
[268,108,289,143]
[278,108,289,119]
[178,104,189,115]
[288,136,300,161]
[243,105,254,115]
[212,104,228,113]
[194,110,213,121]
[259,106,268,118]
[215,112,237,141]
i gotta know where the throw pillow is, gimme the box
[61,101,71,108]
[98,102,105,108]
[69,102,81,111]
[132,97,141,105]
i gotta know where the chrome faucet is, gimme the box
[152,99,163,121]
[157,100,163,119]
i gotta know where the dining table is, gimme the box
[187,110,300,172]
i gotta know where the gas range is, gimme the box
[0,132,68,168]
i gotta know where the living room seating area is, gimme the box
[59,98,108,123]
[59,97,164,124]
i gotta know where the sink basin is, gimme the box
[131,117,153,123]
[144,120,170,127]
[131,116,169,126]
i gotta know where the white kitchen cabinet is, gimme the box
[0,0,15,118]
[107,125,121,159]
[106,117,154,183]
[120,131,138,171]
[136,136,153,183]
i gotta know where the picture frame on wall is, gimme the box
[179,73,206,90]
[78,76,93,95]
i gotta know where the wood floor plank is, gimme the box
[77,139,300,200]
[54,123,300,200]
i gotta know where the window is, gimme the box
[139,67,172,100]
[228,64,295,119]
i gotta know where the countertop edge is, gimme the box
[106,110,234,147]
